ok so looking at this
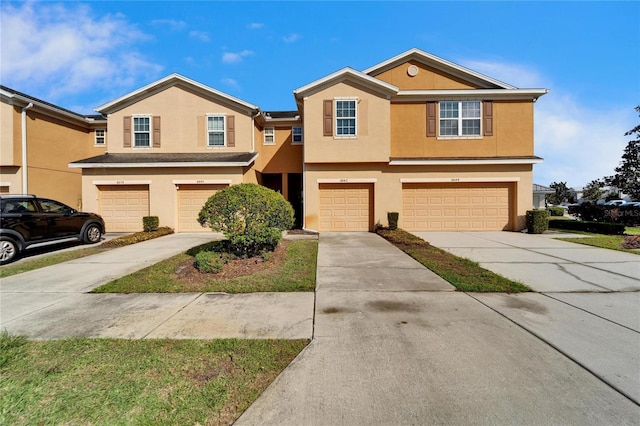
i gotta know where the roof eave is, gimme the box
[69,153,259,169]
[294,68,399,100]
[389,157,544,166]
[394,88,549,101]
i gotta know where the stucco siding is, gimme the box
[374,60,480,90]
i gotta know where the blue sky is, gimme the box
[2,1,639,189]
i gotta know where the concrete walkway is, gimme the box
[0,233,314,340]
[236,233,640,425]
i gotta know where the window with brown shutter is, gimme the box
[323,100,333,136]
[153,116,161,147]
[227,115,235,147]
[123,116,132,147]
[426,102,436,137]
[483,101,493,136]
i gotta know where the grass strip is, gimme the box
[0,331,307,426]
[92,239,318,293]
[377,228,530,292]
[557,236,639,255]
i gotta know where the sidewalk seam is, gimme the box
[141,293,204,339]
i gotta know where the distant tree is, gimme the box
[582,179,605,203]
[546,181,571,205]
[606,106,640,200]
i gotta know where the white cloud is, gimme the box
[221,78,240,90]
[222,50,254,64]
[248,23,264,29]
[283,33,301,43]
[0,2,163,108]
[189,30,210,42]
[151,19,186,31]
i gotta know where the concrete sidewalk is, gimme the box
[0,233,314,340]
[236,233,640,425]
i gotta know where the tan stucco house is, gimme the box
[0,86,107,208]
[18,48,545,233]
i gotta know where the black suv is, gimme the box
[0,195,105,264]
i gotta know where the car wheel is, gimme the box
[0,237,19,264]
[83,224,102,244]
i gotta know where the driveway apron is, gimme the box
[236,232,639,425]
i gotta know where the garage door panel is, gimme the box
[99,185,149,232]
[403,183,511,231]
[319,183,372,232]
[177,184,227,232]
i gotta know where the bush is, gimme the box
[142,216,159,232]
[194,250,234,273]
[198,183,294,257]
[526,210,548,234]
[387,212,399,230]
[572,203,640,226]
[547,206,566,217]
[549,219,625,235]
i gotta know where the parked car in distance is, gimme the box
[0,195,105,264]
[604,200,627,206]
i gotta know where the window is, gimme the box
[95,129,106,146]
[335,100,356,136]
[292,126,303,144]
[264,127,275,145]
[133,116,151,147]
[439,101,481,137]
[207,115,225,147]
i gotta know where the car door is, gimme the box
[37,199,81,238]
[1,198,49,241]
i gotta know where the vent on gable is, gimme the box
[407,65,419,77]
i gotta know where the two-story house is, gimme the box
[0,86,107,208]
[69,48,547,232]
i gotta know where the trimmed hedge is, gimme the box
[549,219,625,235]
[142,216,159,232]
[387,212,399,230]
[571,203,640,226]
[526,210,548,234]
[547,206,566,217]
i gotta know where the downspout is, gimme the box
[21,102,34,194]
[251,110,260,153]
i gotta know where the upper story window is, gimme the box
[264,127,275,145]
[133,116,151,147]
[335,99,357,136]
[94,129,106,146]
[207,115,225,147]
[439,101,481,137]
[292,126,303,144]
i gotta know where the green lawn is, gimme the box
[557,235,639,255]
[0,332,307,426]
[92,239,318,293]
[377,228,530,292]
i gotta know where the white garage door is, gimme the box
[177,184,227,232]
[403,183,512,231]
[319,183,372,231]
[99,185,149,232]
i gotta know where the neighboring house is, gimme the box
[533,184,554,209]
[67,48,547,232]
[0,86,107,208]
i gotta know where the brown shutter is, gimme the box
[426,102,436,137]
[123,116,131,147]
[323,100,333,136]
[359,99,368,136]
[483,101,493,136]
[197,116,206,147]
[227,115,235,147]
[152,116,161,148]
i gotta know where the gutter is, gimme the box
[21,102,34,193]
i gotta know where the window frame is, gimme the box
[206,114,226,148]
[292,126,303,144]
[94,129,106,146]
[438,100,482,139]
[334,98,357,138]
[263,127,275,145]
[132,115,152,148]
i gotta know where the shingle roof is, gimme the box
[69,152,258,168]
[0,85,106,120]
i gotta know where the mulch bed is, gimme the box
[622,235,640,249]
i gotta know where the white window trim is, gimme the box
[206,114,226,148]
[132,114,152,148]
[334,98,358,139]
[437,100,482,139]
[94,129,106,146]
[292,126,303,145]
[263,127,275,145]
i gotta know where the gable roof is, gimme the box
[363,48,517,90]
[293,67,399,100]
[96,73,259,115]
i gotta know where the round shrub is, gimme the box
[197,183,294,257]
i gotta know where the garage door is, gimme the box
[177,184,227,232]
[403,183,511,231]
[319,183,372,231]
[99,185,149,232]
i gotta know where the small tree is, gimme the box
[197,183,294,257]
[546,181,571,205]
[582,179,604,203]
[606,106,640,200]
